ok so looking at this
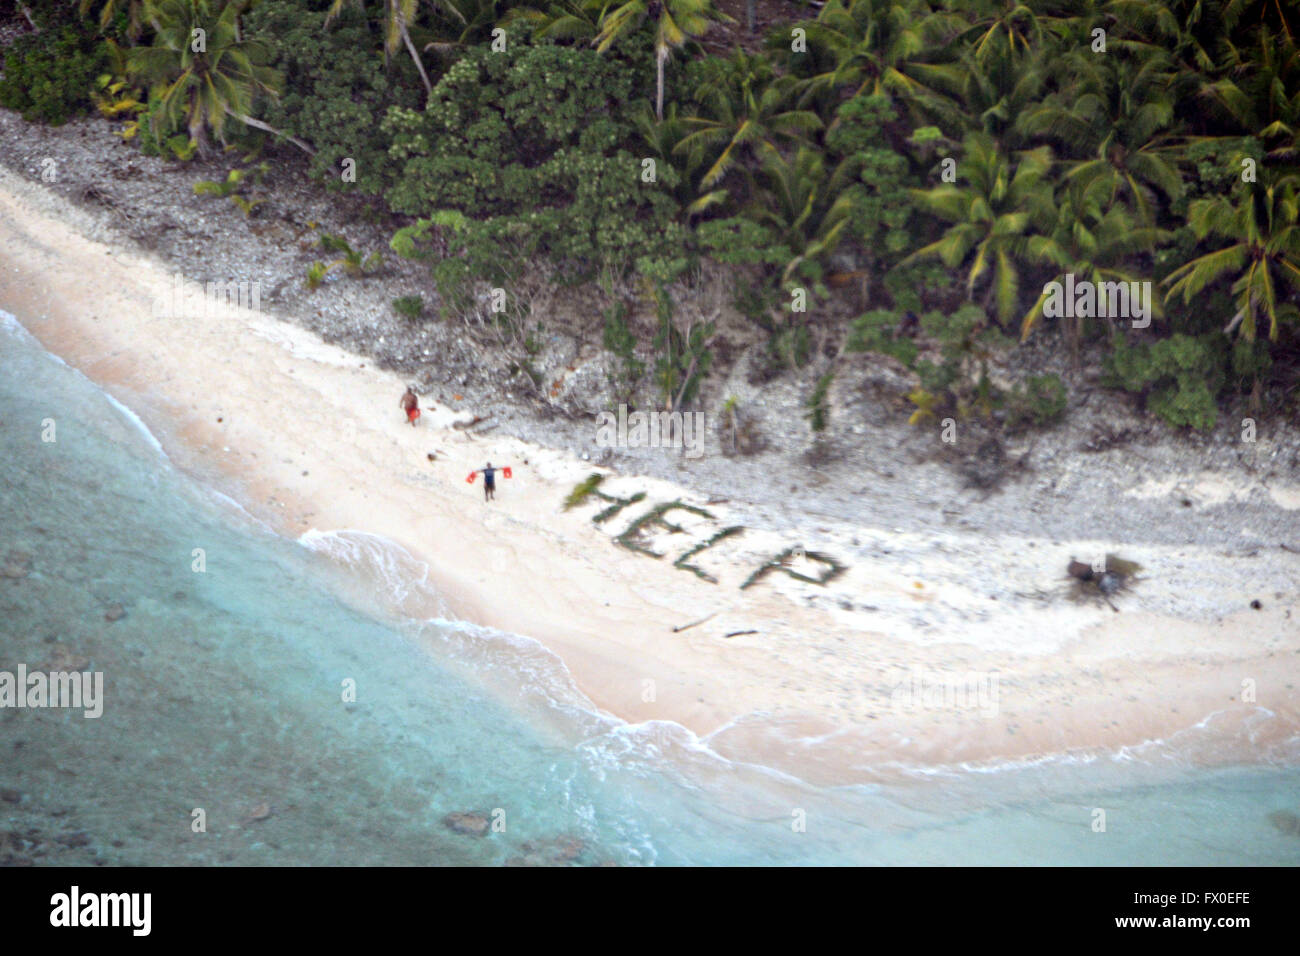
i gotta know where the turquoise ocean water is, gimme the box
[2,309,1297,865]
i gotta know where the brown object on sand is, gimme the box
[1067,559,1094,582]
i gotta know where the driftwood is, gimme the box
[671,612,718,633]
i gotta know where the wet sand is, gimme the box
[2,167,1297,784]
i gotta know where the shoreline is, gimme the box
[3,168,1299,784]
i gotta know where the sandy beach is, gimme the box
[2,166,1298,785]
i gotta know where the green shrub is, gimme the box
[806,371,834,432]
[310,233,383,283]
[392,295,425,320]
[1148,375,1220,430]
[381,31,685,285]
[851,305,1015,425]
[1230,336,1272,385]
[602,299,645,393]
[305,261,329,289]
[883,262,951,314]
[1105,333,1227,430]
[825,94,918,266]
[650,283,712,407]
[1006,374,1067,429]
[564,473,606,511]
[243,0,421,192]
[920,306,1013,399]
[697,217,791,269]
[769,325,812,370]
[194,167,266,216]
[845,310,920,366]
[0,27,106,124]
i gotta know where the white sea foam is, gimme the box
[299,528,437,610]
[205,488,274,533]
[99,389,167,457]
[8,305,1291,799]
[6,309,1297,864]
[294,518,1300,807]
[294,525,835,802]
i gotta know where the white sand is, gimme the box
[2,168,1297,784]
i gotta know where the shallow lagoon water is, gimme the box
[2,311,1297,865]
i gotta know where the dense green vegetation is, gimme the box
[3,0,1299,430]
[1,1,107,124]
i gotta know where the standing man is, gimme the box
[467,462,512,500]
[480,462,499,501]
[400,386,420,426]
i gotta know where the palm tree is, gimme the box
[1201,28,1300,163]
[1020,179,1168,344]
[635,103,730,216]
[921,44,1047,149]
[593,0,733,119]
[1223,0,1300,46]
[1055,0,1197,59]
[1244,30,1300,163]
[902,132,1056,325]
[674,49,823,189]
[1018,49,1183,226]
[747,143,857,284]
[128,0,313,157]
[425,0,509,48]
[79,0,151,39]
[954,0,1046,65]
[324,0,434,101]
[795,0,961,113]
[1163,173,1300,341]
[966,0,1164,55]
[1152,0,1231,72]
[504,0,603,40]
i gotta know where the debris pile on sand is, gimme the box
[1067,554,1142,611]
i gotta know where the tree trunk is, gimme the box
[746,0,756,35]
[228,111,318,156]
[399,13,434,104]
[189,114,211,159]
[1223,303,1247,336]
[656,47,666,119]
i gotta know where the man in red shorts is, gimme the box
[400,386,420,426]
